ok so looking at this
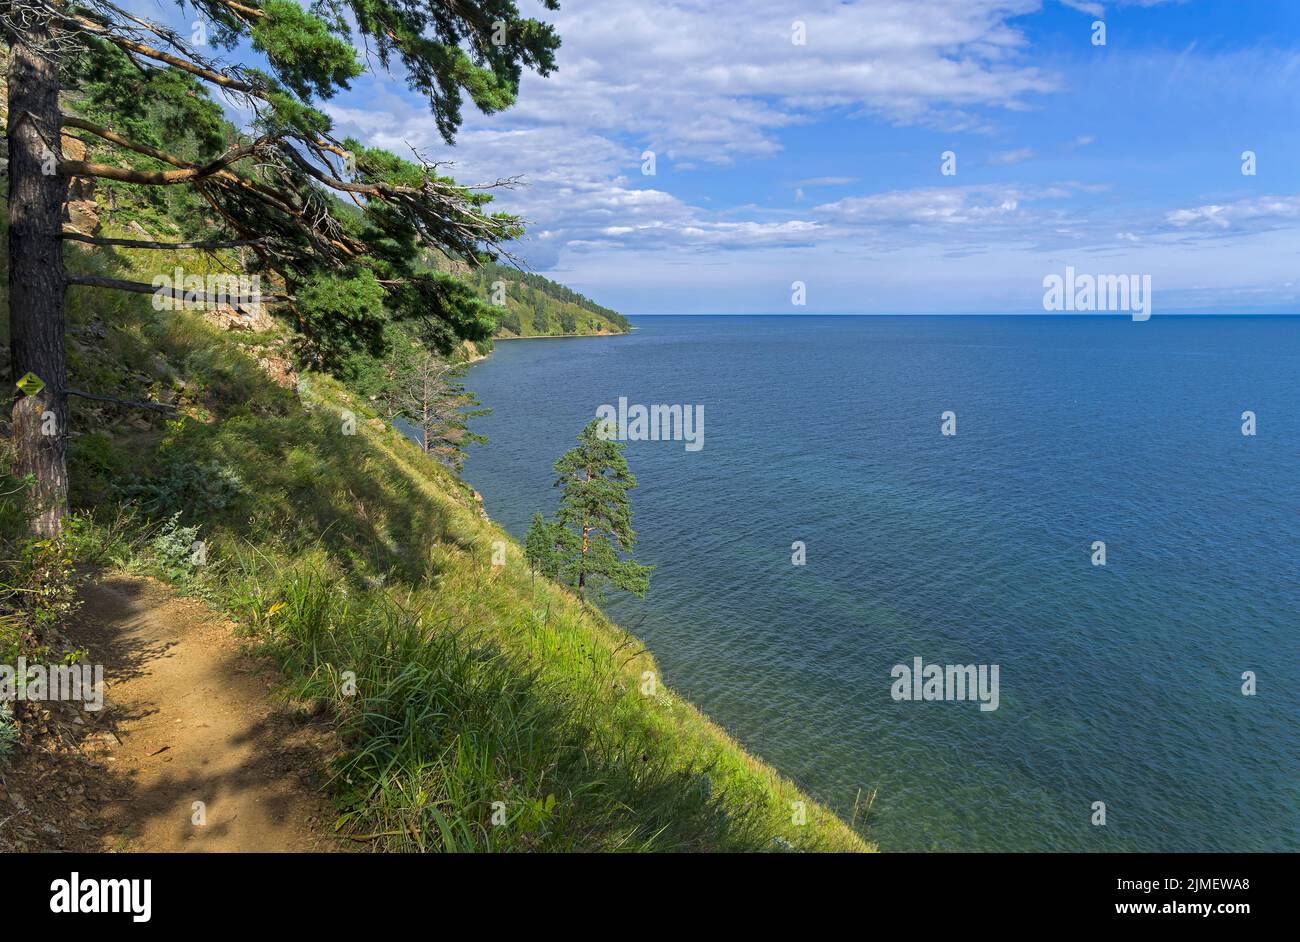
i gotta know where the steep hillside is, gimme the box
[461,261,631,339]
[0,217,870,853]
[0,53,863,852]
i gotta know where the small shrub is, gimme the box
[147,512,203,583]
[0,703,17,759]
[0,536,83,660]
[60,508,142,569]
[122,454,244,519]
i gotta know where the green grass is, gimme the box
[3,214,872,852]
[152,374,870,850]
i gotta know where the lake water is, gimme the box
[464,315,1300,852]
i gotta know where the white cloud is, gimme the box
[317,0,1300,313]
[1057,0,1187,14]
[323,0,1067,268]
[797,176,858,187]
[476,0,1058,164]
[1058,0,1105,16]
[812,184,1072,230]
[1165,195,1300,231]
[990,147,1034,165]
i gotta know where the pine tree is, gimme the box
[523,512,565,581]
[2,0,560,535]
[549,420,651,599]
[381,346,487,471]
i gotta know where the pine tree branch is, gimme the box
[65,10,264,98]
[61,115,208,169]
[59,116,271,185]
[207,0,266,20]
[66,272,290,307]
[62,115,356,261]
[60,231,269,251]
[63,388,177,413]
[276,143,521,255]
[192,179,287,268]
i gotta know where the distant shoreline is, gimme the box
[466,328,627,365]
[494,329,628,340]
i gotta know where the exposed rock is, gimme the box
[149,353,180,383]
[205,303,276,333]
[471,490,490,520]
[256,353,298,389]
[60,133,100,235]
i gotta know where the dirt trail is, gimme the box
[78,575,336,852]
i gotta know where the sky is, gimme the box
[177,1,1300,314]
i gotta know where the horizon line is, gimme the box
[619,312,1300,318]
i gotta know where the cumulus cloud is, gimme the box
[323,0,1069,267]
[473,0,1058,164]
[315,0,1298,312]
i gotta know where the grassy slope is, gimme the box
[490,293,627,339]
[451,261,631,339]
[1,220,870,851]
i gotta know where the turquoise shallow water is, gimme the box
[463,315,1300,852]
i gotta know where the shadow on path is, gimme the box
[77,575,339,852]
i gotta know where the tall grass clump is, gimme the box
[217,555,827,851]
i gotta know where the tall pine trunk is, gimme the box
[6,27,70,537]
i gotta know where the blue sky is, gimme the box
[189,1,1300,314]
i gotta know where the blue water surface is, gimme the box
[463,315,1300,852]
